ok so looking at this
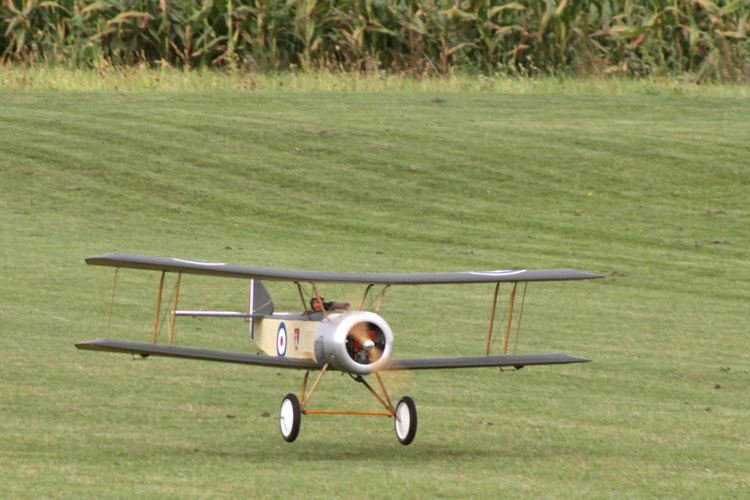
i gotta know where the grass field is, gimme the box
[2,87,749,499]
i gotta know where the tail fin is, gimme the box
[251,280,274,316]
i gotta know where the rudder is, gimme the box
[251,280,274,316]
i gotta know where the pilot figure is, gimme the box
[310,295,350,312]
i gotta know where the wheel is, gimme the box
[279,393,301,443]
[394,396,417,445]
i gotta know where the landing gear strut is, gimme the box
[277,366,418,445]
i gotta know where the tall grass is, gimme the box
[1,0,749,81]
[2,63,749,94]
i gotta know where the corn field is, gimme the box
[1,0,748,81]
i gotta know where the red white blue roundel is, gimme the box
[469,270,525,277]
[277,322,288,357]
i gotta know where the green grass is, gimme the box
[2,88,749,499]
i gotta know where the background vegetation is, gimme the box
[2,90,749,498]
[2,63,750,94]
[2,0,749,81]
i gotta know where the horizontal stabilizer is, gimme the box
[383,352,591,371]
[75,339,320,370]
[174,310,254,318]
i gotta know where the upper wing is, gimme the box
[86,253,602,285]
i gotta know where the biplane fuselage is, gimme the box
[252,314,319,362]
[249,308,395,375]
[76,253,602,445]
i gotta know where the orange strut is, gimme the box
[303,410,394,416]
[358,375,392,412]
[300,363,329,411]
[295,282,310,319]
[513,283,528,355]
[486,282,500,355]
[358,284,374,310]
[153,271,165,343]
[375,372,395,412]
[169,272,181,345]
[375,286,390,313]
[300,371,310,402]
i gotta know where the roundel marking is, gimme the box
[469,270,525,277]
[277,322,288,357]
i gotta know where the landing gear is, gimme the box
[279,393,301,442]
[281,367,418,445]
[394,396,418,445]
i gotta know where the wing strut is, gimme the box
[512,283,528,354]
[486,282,500,355]
[153,271,165,343]
[295,282,311,319]
[169,272,182,345]
[375,285,390,313]
[358,284,374,310]
[485,282,528,356]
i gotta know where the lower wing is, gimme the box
[383,352,590,370]
[76,338,589,371]
[75,339,320,370]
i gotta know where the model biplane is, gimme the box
[76,253,601,445]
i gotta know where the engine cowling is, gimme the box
[314,311,394,374]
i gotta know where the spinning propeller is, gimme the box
[347,321,384,365]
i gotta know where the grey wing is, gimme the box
[76,339,590,371]
[75,339,321,370]
[382,353,591,370]
[86,253,602,284]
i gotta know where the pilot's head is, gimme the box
[310,295,325,312]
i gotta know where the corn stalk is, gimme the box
[1,0,748,80]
